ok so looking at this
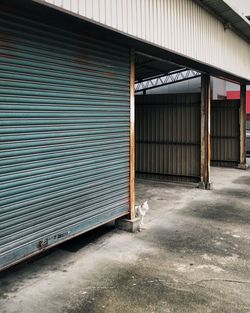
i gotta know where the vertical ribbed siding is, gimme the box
[211,100,240,167]
[247,135,250,155]
[0,9,130,270]
[135,94,201,182]
[247,116,250,155]
[41,0,250,81]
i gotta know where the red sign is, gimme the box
[227,91,250,114]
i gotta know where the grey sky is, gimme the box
[227,0,250,16]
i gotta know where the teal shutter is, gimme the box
[0,10,130,270]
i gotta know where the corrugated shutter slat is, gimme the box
[0,10,130,270]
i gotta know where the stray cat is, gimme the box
[135,200,149,230]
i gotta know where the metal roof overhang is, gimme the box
[135,54,182,81]
[3,0,250,85]
[194,0,250,43]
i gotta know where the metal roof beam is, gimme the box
[135,69,201,93]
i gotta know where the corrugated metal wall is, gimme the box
[211,100,240,167]
[40,0,250,81]
[135,94,201,182]
[0,9,130,270]
[247,114,250,156]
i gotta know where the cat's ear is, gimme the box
[144,200,148,205]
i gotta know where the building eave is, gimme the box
[194,0,250,43]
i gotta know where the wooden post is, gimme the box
[129,49,135,219]
[200,74,212,189]
[238,84,247,169]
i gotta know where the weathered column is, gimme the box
[199,74,212,190]
[115,49,140,232]
[129,48,136,219]
[238,84,247,169]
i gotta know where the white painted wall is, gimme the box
[226,82,250,91]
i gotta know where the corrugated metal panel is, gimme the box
[0,9,130,270]
[247,114,250,156]
[247,130,250,156]
[38,0,250,81]
[211,100,240,167]
[135,94,201,182]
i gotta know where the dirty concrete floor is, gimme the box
[1,167,250,313]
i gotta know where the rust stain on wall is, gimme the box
[0,33,16,59]
[103,71,115,78]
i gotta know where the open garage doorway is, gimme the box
[211,98,241,168]
[208,77,248,178]
[208,77,242,169]
[134,52,202,185]
[133,59,247,195]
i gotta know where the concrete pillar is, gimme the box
[199,74,212,190]
[238,85,247,169]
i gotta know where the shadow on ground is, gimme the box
[142,223,245,257]
[0,223,116,296]
[64,262,249,313]
[214,187,250,199]
[60,222,115,252]
[232,175,250,186]
[183,201,250,225]
[1,168,250,313]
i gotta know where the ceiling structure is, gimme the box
[134,53,201,93]
[135,54,182,82]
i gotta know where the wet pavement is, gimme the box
[0,166,250,313]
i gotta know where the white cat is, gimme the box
[135,200,149,229]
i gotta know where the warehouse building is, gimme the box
[0,0,249,271]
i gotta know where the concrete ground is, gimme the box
[1,166,250,313]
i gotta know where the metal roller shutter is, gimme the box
[0,10,130,270]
